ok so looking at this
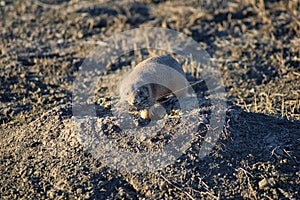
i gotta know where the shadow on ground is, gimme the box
[0,103,299,199]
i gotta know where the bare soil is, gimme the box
[1,0,299,199]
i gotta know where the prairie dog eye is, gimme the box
[137,87,149,96]
[136,88,144,96]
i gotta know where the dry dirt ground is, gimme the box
[0,0,300,199]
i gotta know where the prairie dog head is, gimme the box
[120,83,153,108]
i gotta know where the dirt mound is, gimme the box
[1,0,300,199]
[1,103,299,199]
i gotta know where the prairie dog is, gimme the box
[119,55,190,112]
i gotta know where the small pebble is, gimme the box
[259,177,275,190]
[57,39,64,44]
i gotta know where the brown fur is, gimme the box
[119,55,189,107]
